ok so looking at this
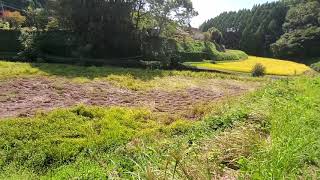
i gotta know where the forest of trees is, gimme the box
[200,0,320,61]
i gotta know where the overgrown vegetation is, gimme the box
[146,38,248,64]
[0,74,319,179]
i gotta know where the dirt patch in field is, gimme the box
[0,77,259,119]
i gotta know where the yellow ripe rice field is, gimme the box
[186,56,312,76]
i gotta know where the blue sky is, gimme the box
[191,0,277,27]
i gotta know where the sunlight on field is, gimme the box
[188,56,312,76]
[0,61,44,77]
[0,60,263,91]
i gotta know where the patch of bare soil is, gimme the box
[0,77,258,119]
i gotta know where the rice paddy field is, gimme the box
[185,56,312,76]
[0,60,319,179]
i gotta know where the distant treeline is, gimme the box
[200,0,320,61]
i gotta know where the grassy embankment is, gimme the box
[176,38,248,61]
[185,56,312,76]
[0,60,319,179]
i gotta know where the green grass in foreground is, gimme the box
[0,76,319,179]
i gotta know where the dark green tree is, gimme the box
[271,0,320,59]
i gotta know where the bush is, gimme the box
[252,63,266,77]
[143,37,248,67]
[18,29,40,60]
[208,27,223,44]
[310,60,320,72]
[19,29,78,60]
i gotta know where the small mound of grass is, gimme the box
[251,63,266,77]
[310,61,320,72]
[185,56,311,76]
[214,49,248,61]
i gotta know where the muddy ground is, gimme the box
[0,77,259,119]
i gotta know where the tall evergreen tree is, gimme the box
[200,1,288,57]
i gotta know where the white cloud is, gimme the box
[191,0,277,27]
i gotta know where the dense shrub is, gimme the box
[19,30,78,60]
[310,60,320,72]
[36,31,77,57]
[176,38,248,61]
[143,37,248,66]
[17,30,143,67]
[251,63,266,77]
[177,52,210,62]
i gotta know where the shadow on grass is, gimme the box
[31,63,169,81]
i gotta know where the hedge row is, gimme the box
[0,30,248,67]
[0,30,21,53]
